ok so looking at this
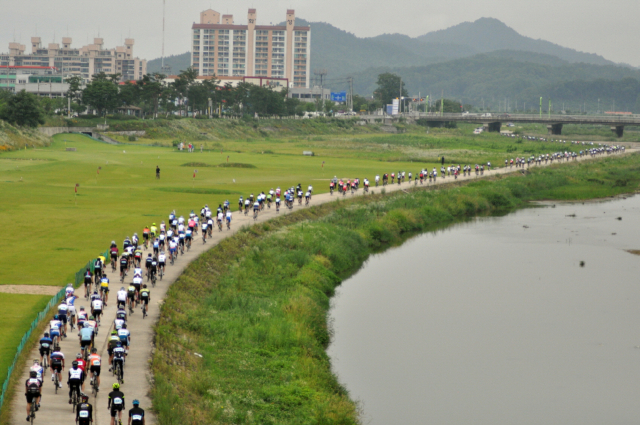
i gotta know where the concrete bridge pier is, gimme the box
[547,123,563,135]
[483,122,502,133]
[611,126,624,138]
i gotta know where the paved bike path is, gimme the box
[10,150,633,424]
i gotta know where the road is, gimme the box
[9,148,633,424]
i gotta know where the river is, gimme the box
[328,196,640,425]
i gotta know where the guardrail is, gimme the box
[0,250,109,411]
[354,113,640,125]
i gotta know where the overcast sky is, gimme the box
[1,0,639,66]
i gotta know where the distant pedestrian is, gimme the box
[200,144,203,153]
[155,166,160,179]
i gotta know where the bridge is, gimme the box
[354,113,640,137]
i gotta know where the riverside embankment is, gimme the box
[151,152,640,425]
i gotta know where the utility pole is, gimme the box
[548,99,551,118]
[399,77,402,113]
[440,90,444,117]
[539,97,542,118]
[348,77,354,112]
[314,69,328,114]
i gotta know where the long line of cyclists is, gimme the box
[24,140,626,423]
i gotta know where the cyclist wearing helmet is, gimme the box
[39,332,53,365]
[108,383,125,425]
[88,348,102,390]
[25,370,42,421]
[49,315,62,343]
[67,360,84,404]
[128,399,145,425]
[112,342,126,382]
[76,392,93,425]
[50,344,65,387]
[30,359,43,385]
[108,331,120,369]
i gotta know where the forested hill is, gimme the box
[343,53,640,112]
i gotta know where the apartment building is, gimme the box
[191,8,310,88]
[0,37,147,83]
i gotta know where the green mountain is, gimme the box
[341,53,640,112]
[415,18,614,66]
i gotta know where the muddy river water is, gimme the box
[328,196,640,425]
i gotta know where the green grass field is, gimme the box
[0,294,52,389]
[0,129,587,288]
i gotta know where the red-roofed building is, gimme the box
[191,8,310,88]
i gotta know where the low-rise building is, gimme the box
[288,86,331,103]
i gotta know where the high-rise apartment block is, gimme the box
[0,37,147,83]
[191,9,310,88]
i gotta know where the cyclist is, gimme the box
[107,331,120,370]
[158,252,166,275]
[152,237,159,256]
[50,344,64,388]
[134,246,143,267]
[116,286,128,309]
[110,243,119,270]
[66,292,78,328]
[168,237,177,261]
[76,393,93,425]
[150,223,157,239]
[87,348,102,391]
[30,359,43,388]
[140,284,150,315]
[58,301,69,337]
[79,323,94,354]
[225,210,232,229]
[39,333,53,365]
[25,370,42,420]
[91,293,103,323]
[128,399,145,425]
[67,360,84,404]
[75,353,87,388]
[100,275,110,305]
[76,307,88,329]
[112,342,126,383]
[149,256,158,281]
[119,254,129,280]
[94,257,103,283]
[127,283,137,312]
[118,323,131,352]
[83,269,93,298]
[65,283,75,298]
[108,383,125,425]
[49,315,62,344]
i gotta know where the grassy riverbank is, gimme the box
[152,153,640,425]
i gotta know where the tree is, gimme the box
[0,90,45,127]
[81,73,120,116]
[374,73,407,106]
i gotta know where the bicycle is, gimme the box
[71,385,80,412]
[151,272,157,288]
[159,266,164,281]
[53,372,59,394]
[91,374,99,397]
[217,220,222,232]
[253,209,258,221]
[29,396,36,424]
[142,303,147,319]
[114,361,123,385]
[226,220,230,230]
[186,238,191,251]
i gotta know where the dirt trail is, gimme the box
[9,150,633,424]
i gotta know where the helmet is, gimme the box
[67,283,73,287]
[112,383,120,390]
[76,353,82,359]
[122,323,127,329]
[121,287,125,291]
[134,233,138,236]
[80,307,85,311]
[72,361,79,367]
[116,341,123,347]
[81,393,89,402]
[54,315,59,320]
[142,284,147,288]
[30,371,37,378]
[54,345,60,351]
[152,223,156,226]
[33,359,39,364]
[44,332,49,337]
[89,316,95,320]
[132,399,140,406]
[111,330,118,335]
[91,348,97,354]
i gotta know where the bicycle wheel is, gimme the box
[30,403,35,424]
[54,376,58,394]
